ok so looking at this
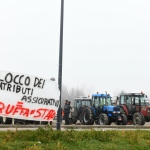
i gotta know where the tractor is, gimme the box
[117,92,150,125]
[81,93,127,125]
[69,96,92,124]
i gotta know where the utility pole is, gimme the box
[57,0,64,130]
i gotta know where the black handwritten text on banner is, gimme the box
[0,71,60,121]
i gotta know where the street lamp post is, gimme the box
[57,0,64,130]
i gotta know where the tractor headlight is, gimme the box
[113,111,120,113]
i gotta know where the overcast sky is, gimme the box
[0,0,150,97]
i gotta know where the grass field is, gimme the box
[0,126,149,150]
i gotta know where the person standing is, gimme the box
[67,101,71,124]
[64,100,71,125]
[64,100,68,125]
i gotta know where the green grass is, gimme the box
[0,126,149,150]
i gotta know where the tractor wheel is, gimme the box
[121,113,128,125]
[141,116,145,125]
[98,113,109,125]
[95,120,98,124]
[89,119,94,125]
[117,113,127,125]
[69,118,73,124]
[120,108,126,114]
[72,118,77,124]
[0,117,3,124]
[82,107,94,125]
[116,122,121,125]
[108,119,112,125]
[133,112,145,125]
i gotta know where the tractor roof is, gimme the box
[74,96,91,100]
[92,93,111,98]
[120,93,145,96]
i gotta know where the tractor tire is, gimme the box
[0,117,3,124]
[95,120,98,124]
[98,113,109,125]
[89,119,94,125]
[69,118,77,124]
[71,117,77,124]
[69,118,73,124]
[117,113,127,125]
[141,116,145,125]
[120,108,126,114]
[82,107,94,125]
[133,112,145,125]
[108,119,112,125]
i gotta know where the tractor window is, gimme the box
[82,101,86,106]
[92,97,99,107]
[140,96,149,106]
[75,100,81,108]
[134,97,139,105]
[100,98,105,105]
[94,98,99,107]
[86,100,92,106]
[107,97,112,105]
[99,97,112,106]
[92,96,112,106]
[131,97,135,104]
[145,98,150,105]
[120,96,125,104]
[121,96,133,105]
[120,95,149,106]
[124,96,128,103]
[126,97,132,104]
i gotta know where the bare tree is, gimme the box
[61,84,87,108]
[61,85,69,102]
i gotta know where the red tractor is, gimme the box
[117,92,150,125]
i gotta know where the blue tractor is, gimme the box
[81,93,127,125]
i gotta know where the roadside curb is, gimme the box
[0,124,150,129]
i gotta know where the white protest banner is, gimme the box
[0,70,60,121]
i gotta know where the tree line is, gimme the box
[60,84,125,108]
[61,84,92,107]
[61,84,86,108]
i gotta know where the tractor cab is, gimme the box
[92,93,112,117]
[118,93,150,124]
[70,96,92,124]
[73,96,92,116]
[92,93,112,106]
[118,93,149,115]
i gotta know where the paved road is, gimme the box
[0,120,150,131]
